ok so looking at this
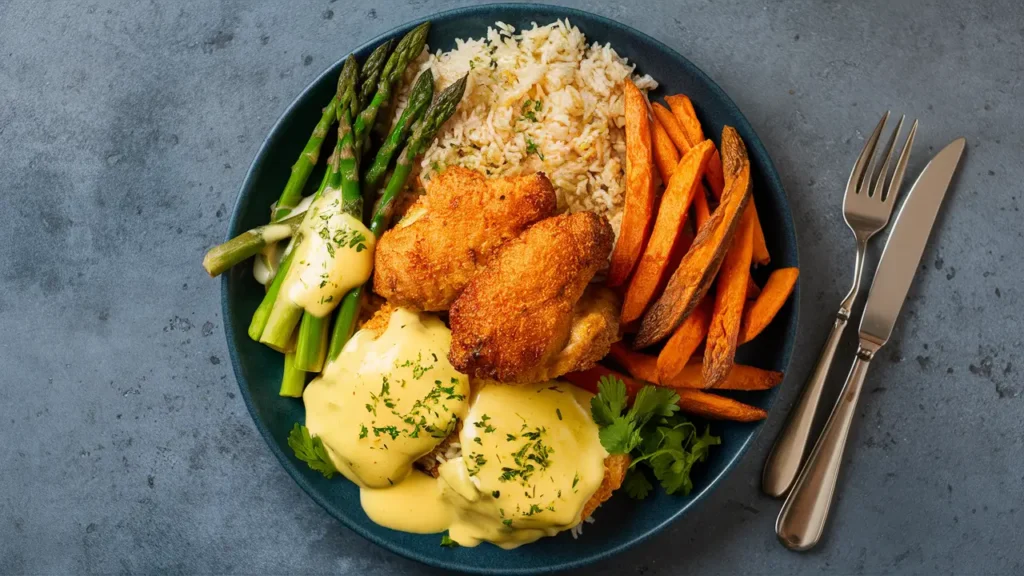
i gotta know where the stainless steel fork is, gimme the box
[762,112,918,497]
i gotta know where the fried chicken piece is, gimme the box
[581,453,630,521]
[373,167,558,311]
[448,211,618,383]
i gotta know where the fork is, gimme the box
[762,112,917,498]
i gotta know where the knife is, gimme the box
[775,137,966,551]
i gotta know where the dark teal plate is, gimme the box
[223,4,799,574]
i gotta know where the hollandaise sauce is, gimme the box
[303,308,470,488]
[303,308,607,549]
[282,189,375,317]
[437,382,607,548]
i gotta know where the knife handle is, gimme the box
[762,311,849,497]
[775,344,875,551]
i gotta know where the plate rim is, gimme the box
[222,3,800,573]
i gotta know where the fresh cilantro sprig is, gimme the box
[288,423,338,479]
[591,375,721,498]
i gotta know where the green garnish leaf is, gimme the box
[590,375,627,426]
[287,423,337,479]
[440,532,459,547]
[590,374,719,498]
[623,468,653,499]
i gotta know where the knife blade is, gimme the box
[859,137,966,346]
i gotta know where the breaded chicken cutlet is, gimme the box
[373,167,557,311]
[447,211,619,383]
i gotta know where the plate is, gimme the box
[223,4,799,573]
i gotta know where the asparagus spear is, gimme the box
[326,74,468,362]
[362,69,434,197]
[372,74,467,235]
[202,212,303,277]
[358,39,396,111]
[248,167,331,342]
[258,56,360,352]
[353,22,430,155]
[279,341,307,398]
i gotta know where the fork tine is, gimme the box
[848,111,890,195]
[871,115,905,199]
[885,119,918,204]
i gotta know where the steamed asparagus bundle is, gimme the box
[326,74,468,362]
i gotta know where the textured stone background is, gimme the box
[1,0,1022,573]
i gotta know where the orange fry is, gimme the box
[635,127,752,349]
[693,185,711,229]
[662,361,783,391]
[675,388,767,422]
[622,140,715,324]
[750,206,770,265]
[607,80,655,287]
[705,148,726,197]
[665,95,705,150]
[650,115,680,184]
[651,102,691,153]
[607,342,659,383]
[563,365,767,422]
[739,267,799,343]
[656,297,712,385]
[704,205,756,388]
[746,276,761,300]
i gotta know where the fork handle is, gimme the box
[775,344,875,551]
[762,310,849,497]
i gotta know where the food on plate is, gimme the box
[651,102,690,153]
[621,139,715,324]
[565,365,767,421]
[704,206,756,388]
[607,80,656,287]
[656,297,712,383]
[664,94,705,147]
[411,19,656,238]
[373,167,557,311]
[301,306,470,487]
[204,17,800,551]
[634,126,752,349]
[739,267,800,343]
[650,115,680,184]
[448,211,617,383]
[608,343,782,391]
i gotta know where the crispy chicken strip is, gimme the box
[373,167,557,311]
[448,211,618,383]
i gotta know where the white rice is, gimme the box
[392,19,657,237]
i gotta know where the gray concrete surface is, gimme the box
[1,0,1022,573]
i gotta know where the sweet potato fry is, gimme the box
[607,342,659,383]
[705,148,725,197]
[564,365,767,422]
[750,207,770,265]
[693,185,711,229]
[563,365,646,397]
[650,115,680,184]
[662,361,783,391]
[704,205,756,388]
[651,102,691,153]
[665,94,705,150]
[607,80,656,287]
[705,139,768,267]
[611,343,783,392]
[622,140,715,324]
[739,266,799,343]
[675,388,767,421]
[656,297,712,385]
[634,126,752,349]
[746,276,761,300]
